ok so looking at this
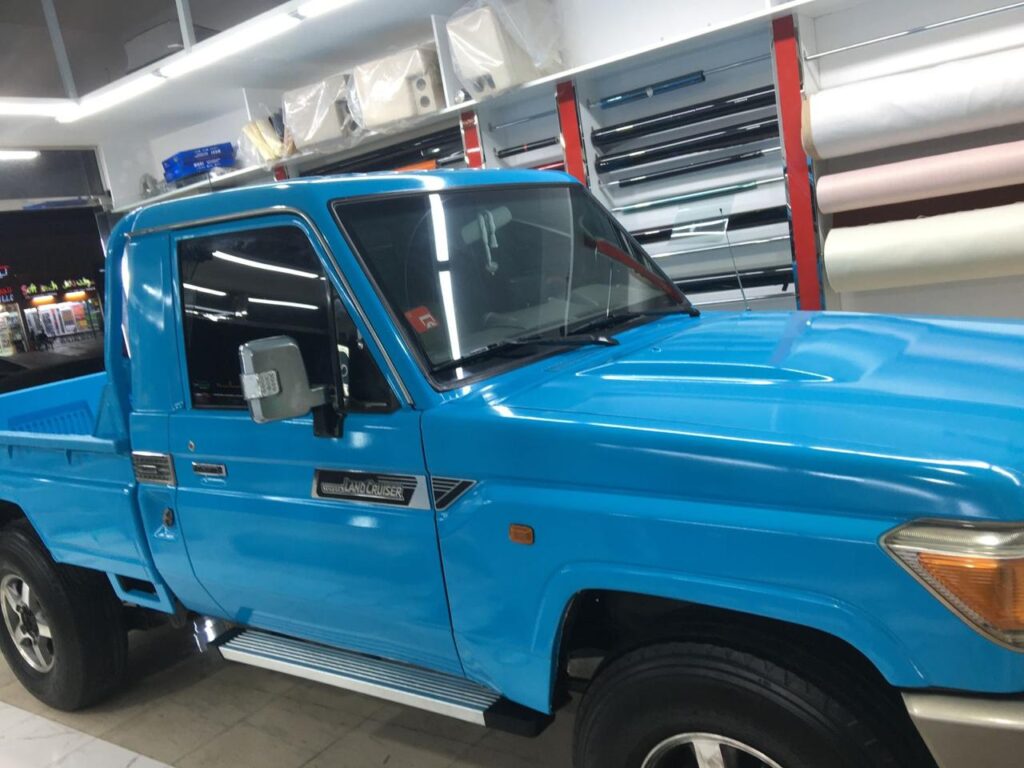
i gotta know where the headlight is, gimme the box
[884,520,1024,649]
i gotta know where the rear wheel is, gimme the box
[0,520,127,710]
[573,642,928,768]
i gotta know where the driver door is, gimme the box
[166,215,462,674]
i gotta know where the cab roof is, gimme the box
[130,168,578,235]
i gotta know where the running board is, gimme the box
[218,630,550,735]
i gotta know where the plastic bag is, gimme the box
[283,72,362,151]
[446,0,561,100]
[349,45,445,132]
[239,117,290,165]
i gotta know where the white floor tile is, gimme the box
[54,737,169,768]
[0,702,168,768]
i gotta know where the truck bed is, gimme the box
[0,372,114,450]
[0,372,154,583]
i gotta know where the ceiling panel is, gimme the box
[189,0,291,32]
[0,1,65,98]
[54,0,182,94]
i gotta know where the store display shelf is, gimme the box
[111,0,852,216]
[113,164,274,214]
[435,0,846,117]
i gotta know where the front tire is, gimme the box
[0,520,127,710]
[573,642,924,768]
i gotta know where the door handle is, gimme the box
[192,462,227,478]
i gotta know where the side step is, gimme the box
[218,630,550,735]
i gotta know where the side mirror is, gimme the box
[238,336,326,424]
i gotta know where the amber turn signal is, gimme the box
[885,522,1024,647]
[509,524,535,545]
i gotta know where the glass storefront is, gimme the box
[21,288,103,347]
[0,209,107,392]
[0,303,27,357]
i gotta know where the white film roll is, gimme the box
[824,202,1024,293]
[804,47,1024,160]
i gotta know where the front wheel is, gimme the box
[573,642,927,768]
[0,520,127,710]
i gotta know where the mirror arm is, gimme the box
[310,384,344,439]
[313,400,344,438]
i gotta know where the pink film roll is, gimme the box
[817,140,1024,214]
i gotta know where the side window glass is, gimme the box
[178,224,396,412]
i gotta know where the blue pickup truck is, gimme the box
[1,169,1022,768]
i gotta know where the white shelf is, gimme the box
[113,164,273,213]
[109,0,853,214]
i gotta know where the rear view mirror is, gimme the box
[238,336,326,424]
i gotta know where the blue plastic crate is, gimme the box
[162,143,235,183]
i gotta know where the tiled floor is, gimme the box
[0,627,574,767]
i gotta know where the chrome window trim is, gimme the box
[127,205,414,408]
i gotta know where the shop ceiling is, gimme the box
[0,0,466,147]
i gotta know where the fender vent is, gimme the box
[132,451,176,486]
[430,477,475,510]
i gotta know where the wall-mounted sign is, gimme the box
[0,286,14,304]
[20,276,95,298]
[0,265,10,280]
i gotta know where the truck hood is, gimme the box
[478,311,1024,522]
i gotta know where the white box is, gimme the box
[352,47,444,130]
[284,73,356,149]
[447,5,541,97]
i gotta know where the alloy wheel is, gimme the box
[641,732,787,768]
[1,573,55,673]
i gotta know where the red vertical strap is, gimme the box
[772,16,822,311]
[556,80,588,184]
[460,110,484,168]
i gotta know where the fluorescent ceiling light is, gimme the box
[161,14,302,79]
[0,150,41,161]
[57,75,166,123]
[183,283,227,297]
[0,99,75,118]
[212,250,319,279]
[297,0,357,18]
[249,297,319,311]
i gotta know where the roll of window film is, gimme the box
[304,126,462,174]
[611,176,784,213]
[803,47,1024,160]
[592,86,776,147]
[608,147,781,189]
[632,205,789,244]
[596,70,706,109]
[679,265,793,293]
[824,201,1024,293]
[495,136,560,159]
[816,140,1024,214]
[597,117,778,173]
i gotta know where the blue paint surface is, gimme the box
[0,171,1022,713]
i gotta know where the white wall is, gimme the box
[556,0,769,67]
[148,106,250,173]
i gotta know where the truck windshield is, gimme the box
[334,184,692,384]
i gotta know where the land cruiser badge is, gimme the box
[313,470,421,507]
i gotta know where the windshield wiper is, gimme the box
[509,333,619,348]
[633,305,701,317]
[432,332,618,375]
[570,304,697,336]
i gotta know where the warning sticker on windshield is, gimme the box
[405,306,440,333]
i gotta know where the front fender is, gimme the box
[439,482,1024,714]
[531,563,924,708]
